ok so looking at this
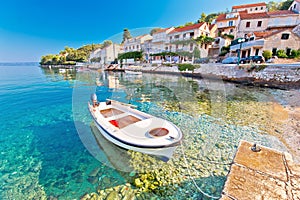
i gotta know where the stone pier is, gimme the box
[221,140,300,200]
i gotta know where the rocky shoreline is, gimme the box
[126,63,300,90]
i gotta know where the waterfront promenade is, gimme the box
[123,63,300,89]
[221,140,300,199]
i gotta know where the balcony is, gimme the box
[230,40,264,51]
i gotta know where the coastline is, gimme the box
[123,63,300,90]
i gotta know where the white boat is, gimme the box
[88,94,183,161]
[125,70,142,75]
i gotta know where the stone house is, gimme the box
[236,12,269,38]
[289,0,300,13]
[166,22,211,57]
[151,27,175,54]
[215,12,240,37]
[99,44,123,64]
[231,2,267,13]
[230,29,300,58]
[123,34,153,53]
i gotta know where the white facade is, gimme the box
[232,3,267,13]
[166,23,211,57]
[289,0,300,13]
[123,34,153,52]
[151,27,175,54]
[99,44,123,64]
[89,48,102,60]
[268,12,300,29]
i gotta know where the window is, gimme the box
[183,33,186,38]
[190,43,193,51]
[257,21,262,27]
[165,47,168,51]
[176,44,178,50]
[136,45,139,49]
[175,35,180,39]
[246,21,250,28]
[228,20,233,26]
[261,7,263,10]
[281,33,290,40]
[272,48,277,55]
[250,8,253,11]
[255,49,259,56]
[204,44,208,49]
[190,32,194,37]
[255,7,258,10]
[286,48,291,56]
[294,4,296,9]
[170,36,172,40]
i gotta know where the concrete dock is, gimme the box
[221,140,300,200]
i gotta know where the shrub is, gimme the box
[290,49,300,58]
[276,49,288,58]
[178,63,196,71]
[262,50,272,60]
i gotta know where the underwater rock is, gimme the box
[87,176,98,184]
[89,167,100,177]
[105,191,120,200]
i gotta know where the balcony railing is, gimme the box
[230,40,264,51]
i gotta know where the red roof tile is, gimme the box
[153,28,169,34]
[232,2,266,10]
[209,24,217,31]
[268,10,296,16]
[239,11,269,19]
[254,30,286,38]
[169,23,206,33]
[296,0,300,3]
[216,13,239,22]
[216,14,226,21]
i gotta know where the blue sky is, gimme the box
[0,0,275,62]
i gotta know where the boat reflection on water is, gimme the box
[90,124,134,173]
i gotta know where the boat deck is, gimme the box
[100,108,124,118]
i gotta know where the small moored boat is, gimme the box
[88,94,183,161]
[125,70,142,75]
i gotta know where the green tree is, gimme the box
[102,40,113,48]
[276,49,288,58]
[150,28,163,35]
[279,0,293,10]
[122,28,132,43]
[262,50,272,60]
[205,13,219,23]
[193,47,201,59]
[198,12,207,23]
[267,1,280,11]
[290,49,300,58]
[184,22,194,26]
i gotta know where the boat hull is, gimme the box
[92,118,176,160]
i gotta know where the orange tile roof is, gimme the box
[153,28,169,34]
[209,24,217,31]
[296,0,300,3]
[232,2,266,9]
[253,30,285,38]
[216,13,239,22]
[169,23,206,33]
[239,11,269,19]
[268,10,296,16]
[216,13,226,21]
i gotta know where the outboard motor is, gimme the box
[91,93,97,102]
[91,93,98,107]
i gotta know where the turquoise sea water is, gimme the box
[0,63,296,199]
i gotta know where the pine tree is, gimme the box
[122,28,132,43]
